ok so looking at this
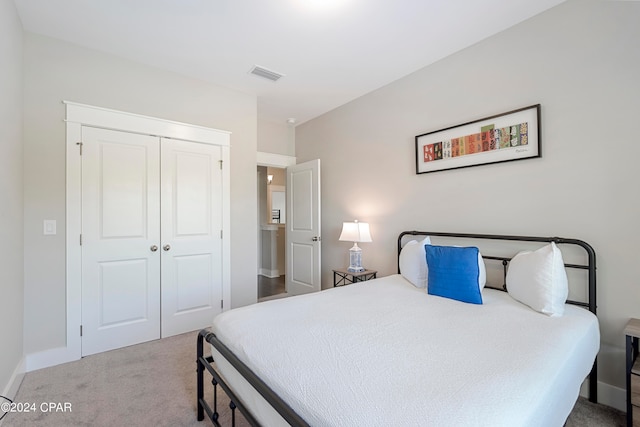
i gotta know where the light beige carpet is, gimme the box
[2,331,241,427]
[2,331,625,426]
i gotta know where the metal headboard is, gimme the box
[397,231,598,402]
[397,231,597,313]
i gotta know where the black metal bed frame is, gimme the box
[196,231,598,426]
[398,231,598,402]
[196,329,309,427]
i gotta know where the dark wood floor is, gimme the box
[258,275,286,299]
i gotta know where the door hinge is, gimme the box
[76,142,83,155]
[219,160,223,170]
[80,234,83,245]
[221,300,224,309]
[220,229,223,239]
[80,325,83,336]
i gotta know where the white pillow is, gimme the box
[476,250,487,290]
[399,237,487,290]
[506,242,568,316]
[399,237,431,288]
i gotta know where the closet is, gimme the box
[65,102,230,357]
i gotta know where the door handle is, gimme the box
[150,245,158,252]
[312,236,321,242]
[163,244,171,251]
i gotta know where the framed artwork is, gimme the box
[415,104,541,174]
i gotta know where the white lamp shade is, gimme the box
[339,221,372,243]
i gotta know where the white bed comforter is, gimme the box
[212,274,599,427]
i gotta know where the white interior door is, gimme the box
[286,159,321,295]
[160,138,223,337]
[81,127,161,356]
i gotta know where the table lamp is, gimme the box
[339,220,372,272]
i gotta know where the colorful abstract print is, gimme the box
[423,122,529,163]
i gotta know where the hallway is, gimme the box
[258,275,285,299]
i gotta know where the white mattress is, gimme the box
[211,274,599,427]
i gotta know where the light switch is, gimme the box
[44,220,57,235]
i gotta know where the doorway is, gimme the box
[257,166,287,300]
[255,153,321,301]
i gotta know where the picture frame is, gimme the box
[415,104,541,174]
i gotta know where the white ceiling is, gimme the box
[13,0,564,126]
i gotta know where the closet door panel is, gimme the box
[175,153,211,235]
[161,138,223,337]
[81,127,161,356]
[174,253,213,312]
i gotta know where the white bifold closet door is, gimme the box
[81,127,222,356]
[160,138,223,338]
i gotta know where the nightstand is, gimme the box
[625,318,640,426]
[333,268,377,287]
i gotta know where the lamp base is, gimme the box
[347,244,365,273]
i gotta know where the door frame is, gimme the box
[64,101,231,362]
[256,152,296,292]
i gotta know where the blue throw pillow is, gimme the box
[425,245,483,305]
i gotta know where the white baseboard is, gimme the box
[25,346,79,373]
[597,381,626,412]
[259,269,280,279]
[2,356,26,400]
[580,379,626,412]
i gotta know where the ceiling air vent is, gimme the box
[249,65,284,82]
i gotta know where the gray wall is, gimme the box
[22,33,259,355]
[0,0,24,395]
[258,117,295,157]
[296,0,640,396]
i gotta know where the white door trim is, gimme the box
[61,101,231,365]
[65,101,231,146]
[257,151,296,168]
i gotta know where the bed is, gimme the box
[197,231,599,426]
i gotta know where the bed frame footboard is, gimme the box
[196,329,310,427]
